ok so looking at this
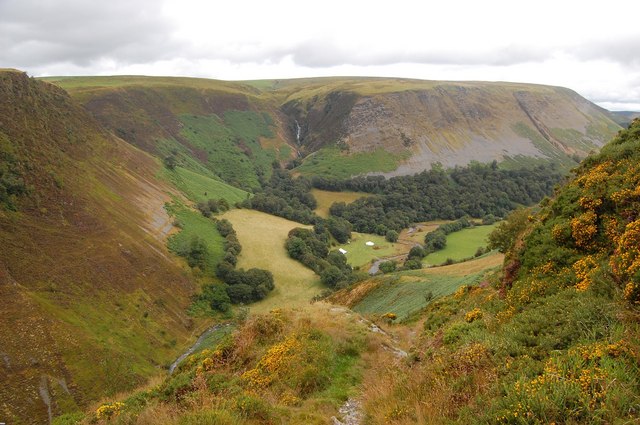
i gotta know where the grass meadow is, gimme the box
[222,209,323,312]
[311,188,370,218]
[336,232,403,268]
[423,223,498,265]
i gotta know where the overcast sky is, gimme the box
[1,0,639,110]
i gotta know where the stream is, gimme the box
[169,322,231,375]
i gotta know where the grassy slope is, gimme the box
[161,166,249,204]
[165,202,226,277]
[423,223,498,265]
[61,304,391,425]
[0,71,203,424]
[333,253,504,322]
[222,209,323,312]
[311,188,370,218]
[295,147,407,179]
[44,75,290,192]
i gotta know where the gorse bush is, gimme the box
[361,120,640,423]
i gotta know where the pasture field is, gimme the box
[222,209,323,312]
[423,223,498,265]
[162,166,249,204]
[311,188,371,218]
[340,252,503,321]
[336,232,402,268]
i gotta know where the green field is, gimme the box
[423,223,498,265]
[296,147,406,179]
[352,273,482,321]
[349,253,503,321]
[222,209,323,312]
[337,233,402,269]
[311,189,371,218]
[162,166,249,204]
[166,202,226,276]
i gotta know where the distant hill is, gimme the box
[45,76,621,182]
[608,110,640,127]
[0,70,200,424]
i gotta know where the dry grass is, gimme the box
[311,189,371,218]
[222,209,323,313]
[398,221,448,246]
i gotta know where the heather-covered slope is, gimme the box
[0,70,200,424]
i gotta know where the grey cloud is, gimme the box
[572,36,640,66]
[289,39,551,68]
[0,0,182,69]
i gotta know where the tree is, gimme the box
[379,260,397,274]
[487,208,530,253]
[202,283,231,312]
[320,266,344,288]
[186,236,208,269]
[163,154,177,170]
[327,217,352,244]
[403,259,423,270]
[385,230,399,243]
[226,284,254,304]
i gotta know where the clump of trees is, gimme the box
[0,136,27,210]
[241,169,318,224]
[196,198,230,217]
[285,224,365,290]
[323,162,563,234]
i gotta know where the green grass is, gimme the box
[352,271,486,321]
[178,112,276,190]
[423,224,498,265]
[295,147,406,179]
[161,166,249,204]
[166,202,226,277]
[336,233,401,269]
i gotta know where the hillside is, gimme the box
[45,76,621,181]
[280,78,620,176]
[0,71,202,424]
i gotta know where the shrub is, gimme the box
[379,260,397,274]
[320,266,344,288]
[385,230,399,242]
